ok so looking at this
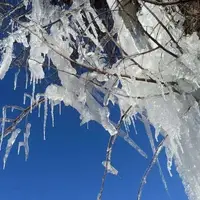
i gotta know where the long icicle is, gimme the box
[43,96,48,140]
[0,107,6,150]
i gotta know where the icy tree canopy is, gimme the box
[1,0,200,199]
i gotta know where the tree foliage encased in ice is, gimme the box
[1,0,200,199]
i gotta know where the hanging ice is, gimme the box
[59,101,62,115]
[3,129,21,169]
[18,123,31,161]
[43,96,48,140]
[50,100,54,127]
[0,107,7,150]
[14,70,20,90]
[23,93,32,105]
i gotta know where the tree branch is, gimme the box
[2,98,45,138]
[141,0,196,6]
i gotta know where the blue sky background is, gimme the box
[0,68,188,200]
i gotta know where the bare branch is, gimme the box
[141,0,196,6]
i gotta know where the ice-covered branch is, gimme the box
[1,0,200,199]
[97,106,132,200]
[2,98,45,138]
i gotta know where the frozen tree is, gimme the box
[1,0,200,199]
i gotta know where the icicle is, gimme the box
[48,56,51,70]
[18,142,23,155]
[24,124,31,152]
[23,93,26,105]
[18,123,31,161]
[25,70,28,89]
[3,128,21,169]
[141,115,155,151]
[23,93,32,105]
[166,147,173,177]
[30,76,36,113]
[30,102,33,113]
[59,101,62,115]
[43,96,48,140]
[36,78,39,84]
[115,122,147,158]
[50,100,54,127]
[38,103,41,117]
[36,94,43,118]
[123,119,130,133]
[30,74,32,85]
[131,116,138,135]
[0,107,6,150]
[157,160,170,196]
[155,126,160,142]
[11,19,14,32]
[14,70,20,90]
[123,134,147,158]
[141,115,169,192]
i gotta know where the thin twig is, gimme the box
[141,0,196,6]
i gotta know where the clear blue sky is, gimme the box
[0,69,188,200]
